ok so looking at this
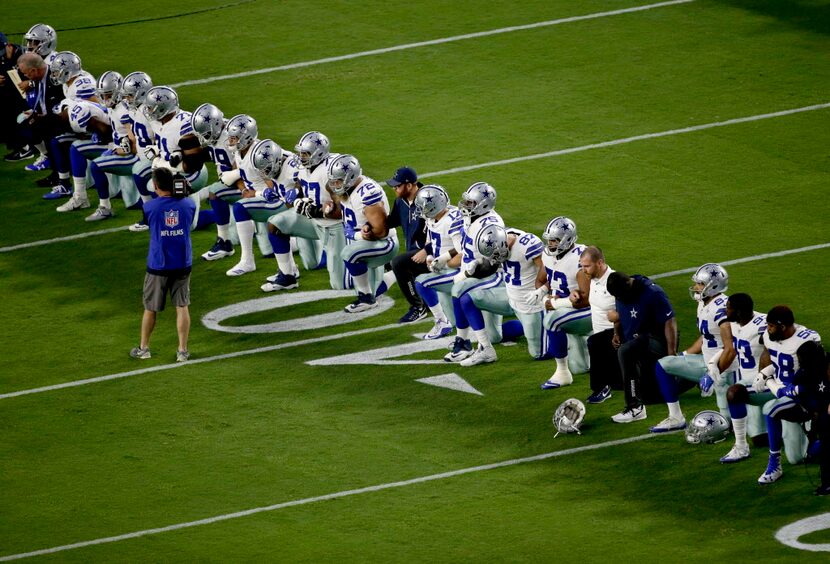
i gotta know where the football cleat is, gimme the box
[758,455,783,484]
[586,385,612,404]
[25,155,50,171]
[720,444,751,464]
[128,221,149,232]
[399,305,428,324]
[444,337,474,362]
[226,261,256,277]
[56,196,89,212]
[424,319,453,340]
[84,206,113,222]
[43,183,72,200]
[611,405,647,423]
[460,344,497,367]
[176,350,190,363]
[201,237,235,261]
[649,415,687,433]
[261,273,298,292]
[129,346,151,359]
[344,292,378,313]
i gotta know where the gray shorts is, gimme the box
[143,272,190,312]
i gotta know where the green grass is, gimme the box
[1,0,829,561]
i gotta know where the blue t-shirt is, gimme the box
[144,196,196,274]
[615,275,674,342]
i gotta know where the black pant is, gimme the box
[391,250,430,308]
[618,335,667,409]
[588,328,623,393]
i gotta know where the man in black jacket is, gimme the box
[0,32,31,161]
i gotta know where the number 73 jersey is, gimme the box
[502,229,545,314]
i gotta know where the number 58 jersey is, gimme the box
[503,229,545,314]
[763,325,822,384]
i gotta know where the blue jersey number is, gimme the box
[733,338,756,370]
[343,207,357,228]
[133,122,152,148]
[209,147,234,172]
[503,260,521,286]
[551,270,569,298]
[770,351,795,381]
[698,319,718,348]
[301,179,322,207]
[430,231,442,255]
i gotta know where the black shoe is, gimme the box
[399,305,428,323]
[36,173,59,188]
[4,146,36,161]
[815,484,830,496]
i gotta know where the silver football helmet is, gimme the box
[295,131,330,168]
[475,224,509,264]
[191,103,225,146]
[24,23,57,57]
[689,263,729,302]
[543,216,577,258]
[251,139,286,179]
[49,51,81,86]
[122,72,153,110]
[143,86,179,121]
[458,182,497,217]
[96,71,123,108]
[414,184,450,219]
[327,154,362,195]
[553,398,586,437]
[225,114,258,153]
[685,410,731,444]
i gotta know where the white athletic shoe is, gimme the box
[84,206,113,222]
[649,415,686,433]
[460,344,497,367]
[423,319,453,340]
[540,368,574,390]
[56,197,90,212]
[226,261,256,277]
[128,221,149,232]
[720,444,751,464]
[611,405,647,423]
[758,460,783,484]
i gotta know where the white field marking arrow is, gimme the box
[415,373,484,396]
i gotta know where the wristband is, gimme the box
[551,297,572,309]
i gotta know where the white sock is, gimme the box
[236,220,256,264]
[100,198,111,209]
[382,270,397,291]
[733,417,748,449]
[667,401,683,420]
[474,329,492,349]
[35,142,47,156]
[554,357,572,374]
[352,271,371,294]
[59,171,70,180]
[457,327,471,341]
[275,252,296,276]
[429,303,447,323]
[217,224,230,241]
[72,177,87,200]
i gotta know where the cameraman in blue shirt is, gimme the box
[130,168,197,362]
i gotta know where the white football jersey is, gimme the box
[68,100,108,134]
[589,266,616,332]
[462,210,504,269]
[271,151,301,199]
[155,111,199,180]
[298,154,341,226]
[207,131,235,174]
[696,294,738,369]
[541,244,586,298]
[731,312,766,381]
[341,177,396,242]
[236,140,269,194]
[129,107,158,150]
[108,101,131,145]
[64,71,96,101]
[503,229,545,314]
[426,206,464,258]
[763,324,821,384]
[44,52,58,67]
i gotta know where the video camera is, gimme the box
[172,173,193,198]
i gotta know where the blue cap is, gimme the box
[0,33,7,47]
[387,166,418,187]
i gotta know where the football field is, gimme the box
[2,0,830,560]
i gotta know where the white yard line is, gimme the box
[0,432,664,561]
[170,1,697,88]
[1,241,827,400]
[2,102,828,255]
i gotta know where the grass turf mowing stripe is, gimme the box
[1,243,827,400]
[0,432,665,561]
[170,0,697,88]
[1,102,827,255]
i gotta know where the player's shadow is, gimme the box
[717,0,830,36]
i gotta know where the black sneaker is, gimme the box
[587,385,612,404]
[344,292,378,313]
[4,146,36,161]
[36,173,59,187]
[399,305,428,323]
[815,484,830,496]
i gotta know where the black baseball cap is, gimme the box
[387,166,418,187]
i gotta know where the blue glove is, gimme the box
[776,384,800,399]
[699,374,714,397]
[343,223,357,241]
[262,187,279,203]
[283,188,298,206]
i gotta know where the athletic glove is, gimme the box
[143,145,160,161]
[262,186,279,203]
[707,350,724,385]
[119,136,132,153]
[699,374,715,397]
[525,286,549,306]
[752,373,768,393]
[343,224,357,241]
[775,384,801,399]
[294,197,310,216]
[220,169,241,187]
[283,188,298,206]
[430,253,450,272]
[168,150,183,168]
